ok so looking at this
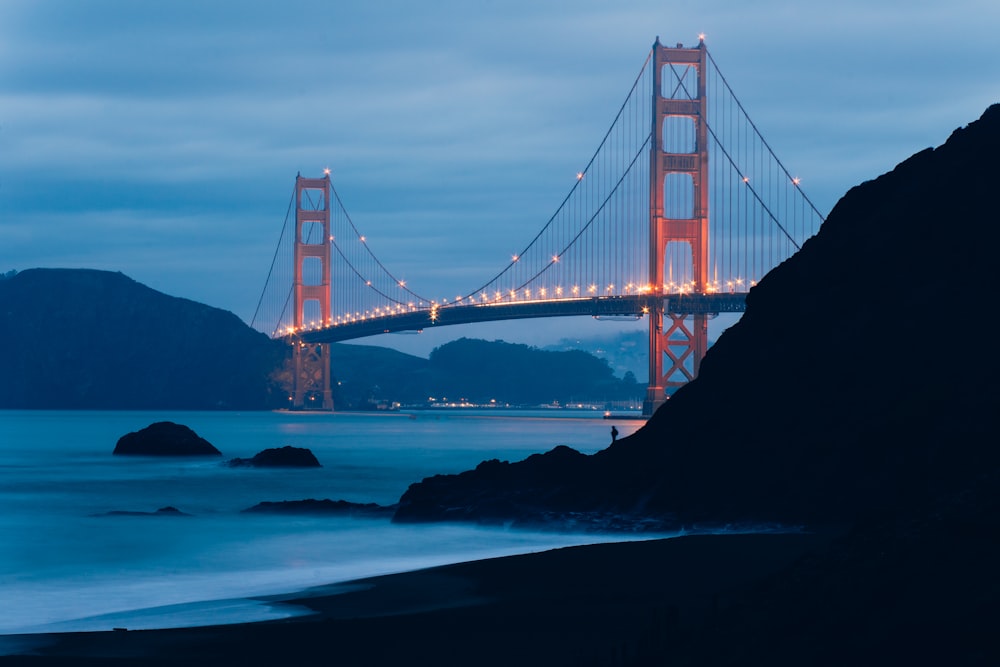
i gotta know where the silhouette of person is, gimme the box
[611,425,619,443]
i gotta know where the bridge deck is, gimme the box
[290,293,747,344]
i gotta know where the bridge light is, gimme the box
[323,167,331,176]
[551,255,559,263]
[742,176,749,184]
[576,172,584,180]
[698,32,706,41]
[572,285,580,295]
[398,280,406,287]
[792,177,801,185]
[588,284,597,294]
[511,254,519,262]
[359,235,366,242]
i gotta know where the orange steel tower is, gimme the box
[292,174,334,410]
[644,37,709,415]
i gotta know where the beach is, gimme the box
[0,530,839,666]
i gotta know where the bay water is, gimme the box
[0,409,648,635]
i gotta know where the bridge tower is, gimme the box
[291,174,334,410]
[644,37,710,415]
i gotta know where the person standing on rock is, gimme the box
[611,425,619,443]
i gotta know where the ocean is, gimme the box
[0,409,648,635]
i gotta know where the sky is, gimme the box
[2,0,998,357]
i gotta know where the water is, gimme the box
[0,409,647,635]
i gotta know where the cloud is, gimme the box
[1,0,998,346]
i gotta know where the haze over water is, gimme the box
[0,409,646,635]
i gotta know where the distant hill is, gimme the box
[331,337,642,408]
[0,269,288,409]
[543,330,648,382]
[0,269,641,410]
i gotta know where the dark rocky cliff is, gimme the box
[0,268,288,409]
[395,104,1000,529]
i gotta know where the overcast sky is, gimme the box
[2,1,997,356]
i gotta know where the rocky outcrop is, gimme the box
[395,104,1000,530]
[226,446,321,468]
[242,499,396,517]
[113,422,222,456]
[91,506,192,517]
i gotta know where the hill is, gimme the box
[396,104,1000,527]
[0,269,288,409]
[392,106,1000,662]
[331,337,642,408]
[0,269,642,410]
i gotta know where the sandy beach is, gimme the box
[0,531,839,666]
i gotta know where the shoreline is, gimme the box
[1,530,839,666]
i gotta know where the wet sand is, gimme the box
[0,531,838,666]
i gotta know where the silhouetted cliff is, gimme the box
[396,104,1000,528]
[0,269,288,409]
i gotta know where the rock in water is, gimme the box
[226,445,321,468]
[113,421,221,456]
[93,506,192,517]
[242,499,394,516]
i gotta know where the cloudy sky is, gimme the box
[2,1,997,356]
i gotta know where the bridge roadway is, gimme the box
[290,293,748,344]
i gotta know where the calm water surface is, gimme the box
[0,409,647,634]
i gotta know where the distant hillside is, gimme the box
[543,330,648,382]
[0,269,642,410]
[427,337,640,405]
[0,269,288,409]
[330,337,642,408]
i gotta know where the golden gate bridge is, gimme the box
[251,37,826,415]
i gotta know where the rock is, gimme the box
[395,445,599,525]
[241,499,396,517]
[226,446,321,468]
[113,422,221,456]
[92,506,192,517]
[393,104,1000,530]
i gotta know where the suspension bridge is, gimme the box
[251,36,826,415]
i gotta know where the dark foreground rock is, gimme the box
[242,498,396,517]
[226,446,321,468]
[113,422,221,456]
[394,104,1000,531]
